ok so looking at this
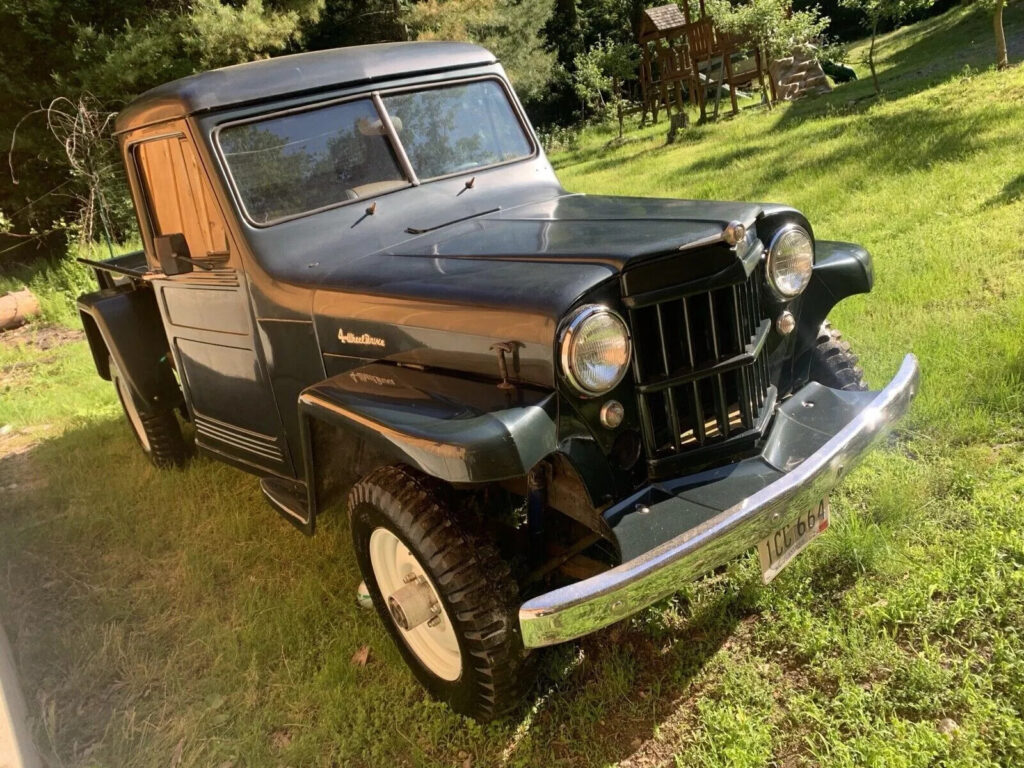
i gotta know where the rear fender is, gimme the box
[297,362,558,528]
[77,285,182,413]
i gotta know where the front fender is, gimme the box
[297,363,558,523]
[795,240,874,360]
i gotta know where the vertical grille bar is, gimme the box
[636,392,658,458]
[655,304,683,452]
[756,353,767,408]
[707,293,730,438]
[747,280,757,339]
[732,283,754,426]
[759,351,770,405]
[628,307,658,458]
[681,297,706,444]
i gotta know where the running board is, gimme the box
[260,477,313,535]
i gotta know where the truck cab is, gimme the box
[77,41,919,720]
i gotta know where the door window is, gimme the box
[133,136,230,262]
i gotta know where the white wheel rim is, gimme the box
[369,527,462,681]
[112,364,151,453]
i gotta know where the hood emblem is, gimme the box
[337,328,386,348]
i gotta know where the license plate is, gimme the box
[757,499,830,583]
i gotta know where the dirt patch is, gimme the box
[0,323,83,350]
[0,426,49,495]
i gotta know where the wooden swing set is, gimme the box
[637,3,772,124]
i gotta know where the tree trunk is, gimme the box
[0,289,40,331]
[391,0,408,41]
[666,111,689,144]
[758,38,773,110]
[869,18,880,95]
[614,77,624,139]
[994,0,1008,69]
[554,0,582,66]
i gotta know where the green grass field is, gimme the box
[2,6,1024,766]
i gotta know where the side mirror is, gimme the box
[154,233,193,275]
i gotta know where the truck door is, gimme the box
[128,127,295,478]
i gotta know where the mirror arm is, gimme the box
[173,254,216,271]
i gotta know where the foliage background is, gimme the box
[0,0,979,273]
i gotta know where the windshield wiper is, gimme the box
[405,207,501,235]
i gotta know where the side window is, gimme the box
[133,136,230,263]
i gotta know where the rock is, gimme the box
[937,718,960,735]
[350,645,370,666]
[769,47,833,102]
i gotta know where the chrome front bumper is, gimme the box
[519,354,920,649]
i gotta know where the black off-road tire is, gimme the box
[110,357,189,468]
[809,321,868,391]
[348,465,536,721]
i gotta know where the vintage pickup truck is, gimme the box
[77,41,919,720]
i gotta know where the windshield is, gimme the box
[218,79,533,225]
[381,81,532,180]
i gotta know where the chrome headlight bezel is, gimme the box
[560,305,632,398]
[766,224,814,299]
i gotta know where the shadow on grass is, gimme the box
[0,418,768,766]
[513,577,761,764]
[667,99,1016,202]
[774,6,1024,132]
[985,172,1024,208]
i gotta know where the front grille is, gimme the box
[628,266,774,472]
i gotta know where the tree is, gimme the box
[1,0,324,258]
[707,0,830,106]
[570,39,638,136]
[304,0,408,50]
[404,0,556,103]
[983,0,1009,69]
[838,0,935,94]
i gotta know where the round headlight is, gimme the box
[560,305,632,397]
[767,224,814,298]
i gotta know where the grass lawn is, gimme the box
[2,5,1024,766]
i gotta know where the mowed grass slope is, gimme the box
[2,6,1024,766]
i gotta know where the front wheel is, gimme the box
[348,466,536,721]
[809,321,868,391]
[110,357,188,468]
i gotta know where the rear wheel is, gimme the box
[809,321,867,391]
[110,357,188,468]
[348,466,536,721]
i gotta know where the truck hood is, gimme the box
[385,194,763,267]
[312,193,768,387]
